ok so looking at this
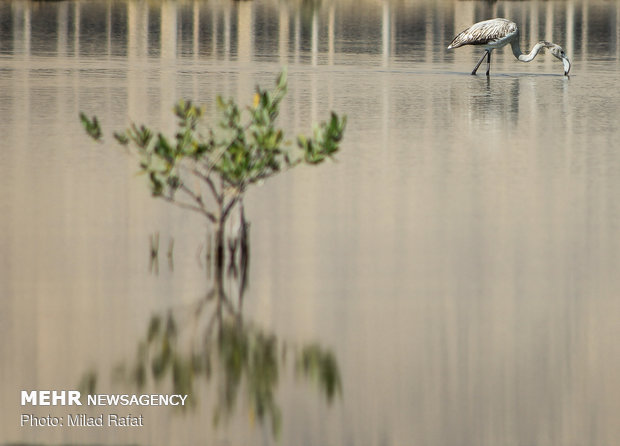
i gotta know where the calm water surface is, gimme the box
[1,0,620,445]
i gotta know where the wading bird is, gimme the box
[448,18,571,76]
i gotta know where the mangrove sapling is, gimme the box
[80,69,346,272]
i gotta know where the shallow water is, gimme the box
[1,0,620,445]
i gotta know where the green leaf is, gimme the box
[80,112,102,141]
[113,132,129,145]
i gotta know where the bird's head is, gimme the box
[543,42,571,76]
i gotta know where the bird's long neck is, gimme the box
[510,39,547,63]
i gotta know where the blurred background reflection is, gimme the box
[1,0,619,445]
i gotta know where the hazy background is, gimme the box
[1,0,619,444]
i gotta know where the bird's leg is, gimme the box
[486,51,492,76]
[471,50,489,75]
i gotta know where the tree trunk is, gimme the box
[213,220,225,281]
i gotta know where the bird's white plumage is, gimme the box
[448,18,518,49]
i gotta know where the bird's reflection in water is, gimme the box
[80,239,341,440]
[469,76,521,127]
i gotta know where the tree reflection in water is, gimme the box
[82,244,341,439]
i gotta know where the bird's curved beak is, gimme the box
[562,57,571,76]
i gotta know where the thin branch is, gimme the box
[177,163,222,206]
[193,168,221,204]
[204,175,220,203]
[160,196,216,223]
[241,156,301,186]
[174,180,219,222]
[186,165,210,183]
[178,182,204,206]
[221,194,241,222]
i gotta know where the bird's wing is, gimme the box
[448,19,517,49]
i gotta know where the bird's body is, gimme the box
[448,18,518,51]
[448,18,571,76]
